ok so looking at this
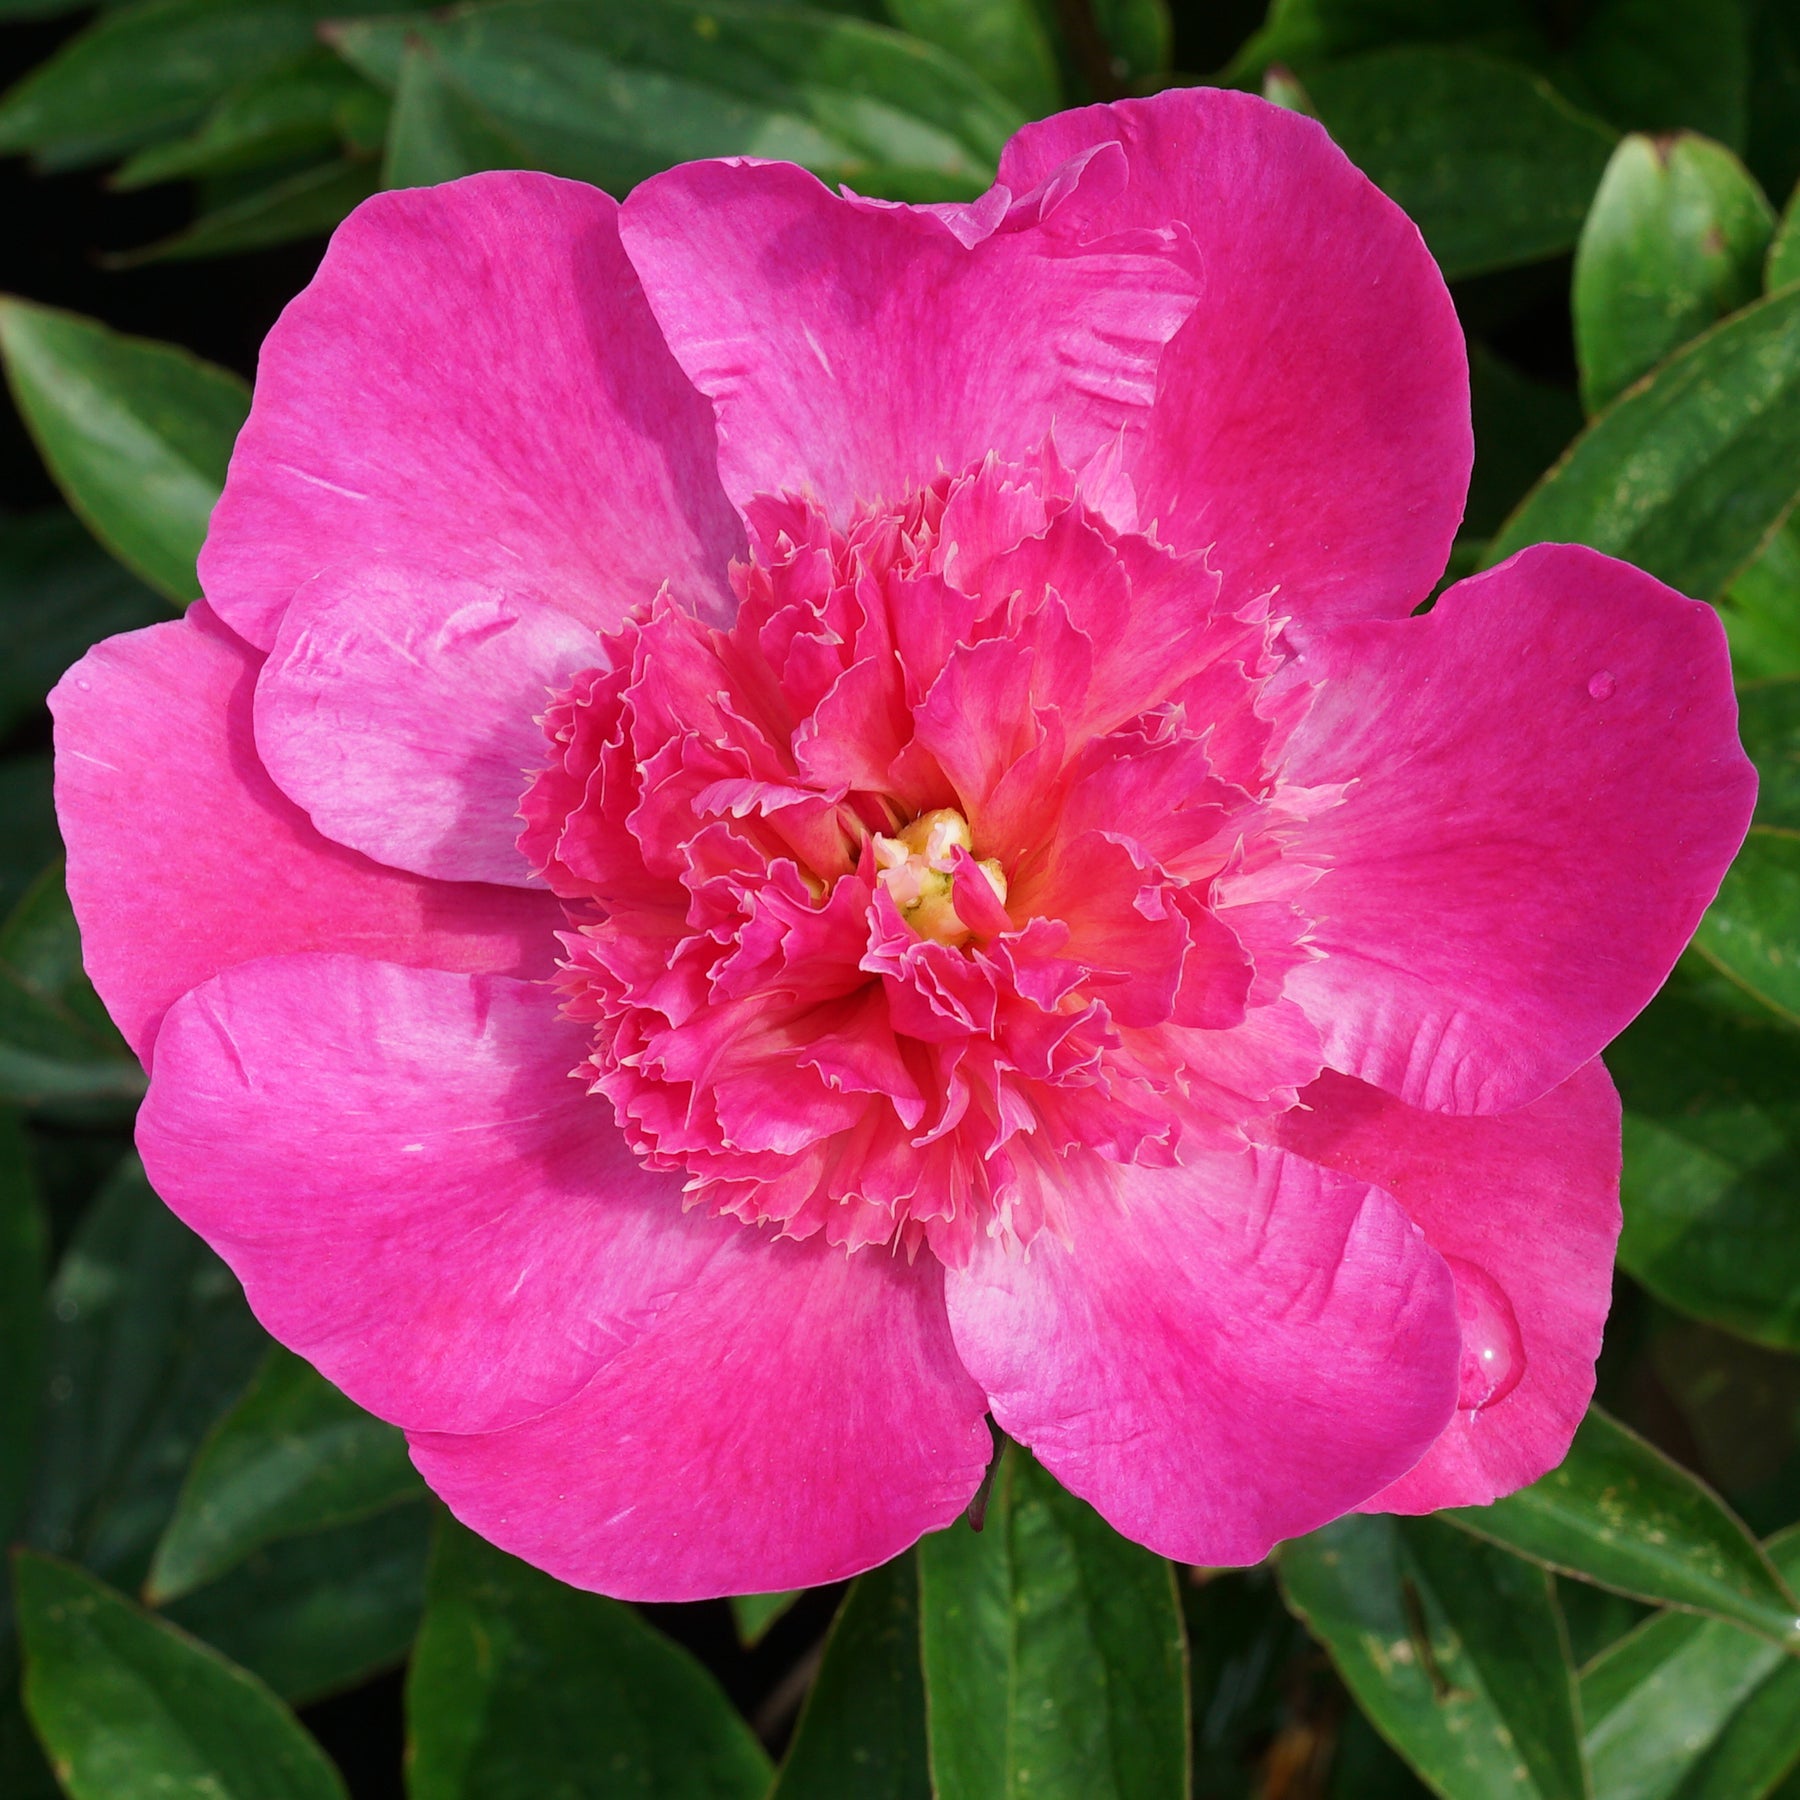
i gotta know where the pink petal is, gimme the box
[199,172,742,651]
[50,608,557,1061]
[944,1144,1460,1565]
[1263,1063,1621,1510]
[1282,544,1755,1113]
[255,568,598,886]
[137,953,731,1435]
[617,158,1200,520]
[998,88,1471,629]
[408,1233,992,1601]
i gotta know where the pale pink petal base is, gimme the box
[137,955,727,1435]
[410,1233,993,1601]
[1264,1063,1622,1511]
[944,1144,1460,1565]
[51,608,557,1061]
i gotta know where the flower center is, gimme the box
[872,807,1008,946]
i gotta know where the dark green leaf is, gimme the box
[917,1445,1189,1800]
[1582,1524,1800,1800]
[1722,519,1800,679]
[1487,283,1800,600]
[1737,677,1800,830]
[161,1503,430,1706]
[1278,1514,1586,1800]
[406,1517,771,1799]
[0,759,57,919]
[15,1552,346,1800]
[0,511,166,741]
[1089,0,1172,85]
[1556,1578,1652,1669]
[1445,1406,1800,1645]
[1767,181,1800,291]
[0,0,361,170]
[1223,0,1545,85]
[1609,966,1800,1347]
[382,45,531,190]
[0,1110,46,1544]
[0,299,248,603]
[1465,342,1584,538]
[1690,830,1800,1023]
[884,0,1058,115]
[1306,47,1618,280]
[1748,0,1800,205]
[0,866,145,1113]
[147,1344,423,1605]
[728,1588,803,1647]
[1574,132,1775,415]
[117,158,379,265]
[334,0,1020,203]
[1557,0,1749,150]
[0,1671,57,1800]
[770,1552,927,1800]
[25,1157,266,1591]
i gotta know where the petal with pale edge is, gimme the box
[256,568,598,887]
[51,608,555,1061]
[199,171,742,651]
[137,955,728,1436]
[409,1232,992,1602]
[1261,1063,1621,1511]
[998,87,1471,629]
[617,156,1199,521]
[1283,544,1755,1114]
[944,1145,1460,1565]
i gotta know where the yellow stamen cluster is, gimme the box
[873,808,1008,945]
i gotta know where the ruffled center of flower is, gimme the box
[519,446,1335,1263]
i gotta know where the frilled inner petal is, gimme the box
[520,448,1333,1263]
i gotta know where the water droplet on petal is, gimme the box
[1587,670,1616,700]
[1443,1256,1525,1412]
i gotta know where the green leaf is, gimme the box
[1738,677,1800,829]
[381,45,531,190]
[1278,1513,1587,1800]
[24,1157,267,1591]
[15,1553,347,1800]
[0,511,164,741]
[1574,132,1776,415]
[1557,0,1750,150]
[0,759,57,920]
[0,0,362,171]
[0,866,145,1113]
[916,1445,1189,1800]
[334,0,1021,203]
[770,1552,927,1800]
[406,1517,771,1799]
[0,299,248,604]
[1721,518,1800,679]
[1766,181,1800,292]
[0,1111,46,1545]
[1582,1524,1800,1800]
[161,1503,431,1706]
[1089,0,1172,85]
[1223,0,1545,85]
[1306,47,1618,280]
[884,0,1058,115]
[1444,1406,1800,1646]
[146,1344,423,1605]
[1691,829,1800,1023]
[1609,965,1800,1347]
[1465,342,1584,539]
[116,158,380,266]
[112,51,382,187]
[1487,282,1800,599]
[728,1588,803,1647]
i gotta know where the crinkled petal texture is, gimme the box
[53,85,1758,1601]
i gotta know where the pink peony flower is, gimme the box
[53,89,1753,1598]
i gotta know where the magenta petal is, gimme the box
[256,568,598,886]
[617,158,1200,519]
[944,1146,1460,1564]
[1283,543,1755,1113]
[137,953,732,1435]
[998,88,1471,628]
[408,1234,992,1601]
[51,608,557,1061]
[199,172,742,651]
[1265,1063,1621,1510]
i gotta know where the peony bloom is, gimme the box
[53,88,1752,1598]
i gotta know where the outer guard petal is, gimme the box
[51,608,556,1061]
[1264,1063,1622,1511]
[944,1144,1460,1565]
[618,157,1199,521]
[1283,544,1755,1114]
[137,955,727,1436]
[997,88,1471,629]
[409,1232,992,1601]
[199,171,742,650]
